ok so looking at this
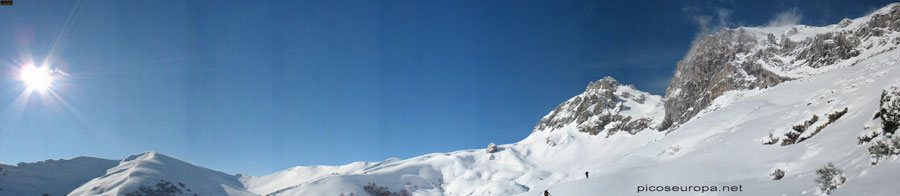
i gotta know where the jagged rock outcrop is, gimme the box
[533,77,663,136]
[659,3,900,130]
[660,28,790,130]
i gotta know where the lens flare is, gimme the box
[19,64,53,92]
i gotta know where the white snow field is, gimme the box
[2,3,900,196]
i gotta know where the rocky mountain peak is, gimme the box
[586,76,621,91]
[533,77,663,136]
[659,3,900,130]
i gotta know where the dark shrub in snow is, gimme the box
[792,115,819,133]
[364,182,410,196]
[868,135,900,164]
[780,108,848,146]
[879,85,900,134]
[815,163,845,195]
[769,168,785,180]
[863,85,900,164]
[781,115,819,145]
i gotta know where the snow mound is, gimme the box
[69,151,256,196]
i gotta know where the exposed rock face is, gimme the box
[659,4,900,130]
[533,77,663,136]
[660,28,790,130]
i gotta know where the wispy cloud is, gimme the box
[681,5,733,59]
[682,6,733,46]
[766,8,803,27]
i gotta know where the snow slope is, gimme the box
[255,50,898,196]
[237,161,373,195]
[0,157,117,196]
[251,77,667,196]
[516,43,900,196]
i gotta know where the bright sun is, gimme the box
[19,64,53,91]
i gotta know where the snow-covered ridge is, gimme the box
[0,156,117,196]
[69,151,256,196]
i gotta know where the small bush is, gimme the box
[793,115,819,132]
[827,107,848,122]
[858,128,880,145]
[815,163,845,195]
[880,87,900,134]
[781,131,802,146]
[769,169,785,180]
[868,135,900,165]
[863,86,900,163]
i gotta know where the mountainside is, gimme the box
[3,3,900,196]
[518,43,900,196]
[660,3,900,130]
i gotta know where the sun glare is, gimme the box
[19,64,53,91]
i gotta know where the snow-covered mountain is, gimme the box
[518,38,900,196]
[661,3,900,130]
[0,157,117,196]
[4,3,900,196]
[69,151,255,196]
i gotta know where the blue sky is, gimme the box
[0,0,893,175]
